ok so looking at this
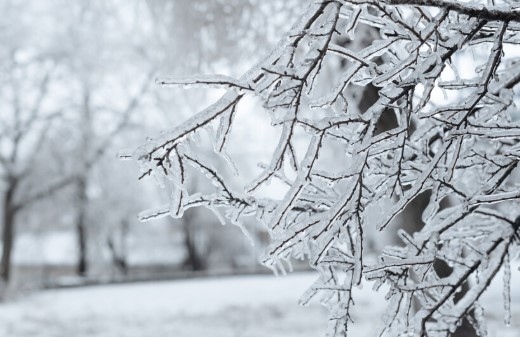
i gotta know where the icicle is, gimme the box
[283,256,294,273]
[151,167,166,189]
[472,303,488,337]
[270,264,280,277]
[234,220,255,246]
[206,206,226,226]
[219,150,239,177]
[421,198,439,224]
[276,258,287,276]
[503,250,511,327]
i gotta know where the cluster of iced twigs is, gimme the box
[133,1,520,336]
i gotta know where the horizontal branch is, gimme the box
[348,0,520,22]
[156,74,253,91]
[16,175,78,211]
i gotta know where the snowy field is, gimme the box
[0,271,519,337]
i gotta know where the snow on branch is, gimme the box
[155,74,253,92]
[134,1,520,336]
[353,0,520,23]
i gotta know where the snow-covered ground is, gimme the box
[0,273,329,337]
[0,270,518,337]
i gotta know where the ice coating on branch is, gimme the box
[214,105,239,175]
[503,251,511,326]
[168,150,186,218]
[156,74,252,92]
[133,1,520,336]
[138,204,169,222]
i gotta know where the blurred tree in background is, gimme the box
[0,0,300,290]
[0,1,77,283]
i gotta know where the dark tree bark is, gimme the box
[181,210,207,271]
[0,177,19,282]
[75,87,92,277]
[0,173,75,283]
[76,176,88,276]
[107,219,129,276]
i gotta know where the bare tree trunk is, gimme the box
[0,177,18,283]
[76,176,88,276]
[181,210,207,271]
[75,87,92,277]
[107,219,129,276]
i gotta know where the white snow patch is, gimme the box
[0,267,518,337]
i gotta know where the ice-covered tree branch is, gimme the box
[350,0,520,23]
[133,0,520,336]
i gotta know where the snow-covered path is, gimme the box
[0,270,518,337]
